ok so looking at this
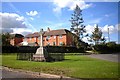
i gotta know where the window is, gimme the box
[34,37,36,41]
[59,35,62,38]
[59,42,63,46]
[47,42,50,46]
[54,36,56,39]
[59,42,65,46]
[46,36,50,41]
[53,42,56,46]
[29,38,32,41]
[23,38,27,41]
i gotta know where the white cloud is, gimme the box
[115,24,120,31]
[26,11,38,16]
[30,17,34,20]
[12,28,32,36]
[102,25,117,34]
[85,24,118,34]
[53,0,92,13]
[85,24,95,34]
[1,28,13,33]
[0,12,27,28]
[82,24,118,43]
[44,20,70,30]
[0,12,36,35]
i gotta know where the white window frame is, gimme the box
[46,36,50,39]
[29,37,32,41]
[54,36,56,39]
[59,42,63,46]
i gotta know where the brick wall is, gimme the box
[24,33,75,46]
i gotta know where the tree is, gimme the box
[89,24,106,45]
[2,33,12,46]
[69,5,86,48]
[70,5,86,39]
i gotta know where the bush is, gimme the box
[2,46,85,54]
[93,44,109,54]
[45,46,85,53]
[18,46,39,53]
[93,43,120,54]
[2,46,18,53]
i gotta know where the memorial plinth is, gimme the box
[33,29,46,61]
[33,47,46,61]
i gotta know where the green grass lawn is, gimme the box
[2,54,119,78]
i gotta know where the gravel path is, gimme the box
[86,53,119,62]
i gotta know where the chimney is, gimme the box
[47,27,50,32]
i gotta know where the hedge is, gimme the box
[93,44,120,54]
[2,46,18,53]
[2,46,85,53]
[45,46,85,53]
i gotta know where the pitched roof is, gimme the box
[25,29,71,38]
[25,32,39,38]
[44,29,69,36]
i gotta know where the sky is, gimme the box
[1,0,119,44]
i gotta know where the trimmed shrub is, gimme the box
[18,46,39,53]
[93,44,109,54]
[2,46,85,53]
[2,46,18,53]
[93,44,120,54]
[45,46,85,53]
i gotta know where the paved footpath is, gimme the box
[86,53,119,63]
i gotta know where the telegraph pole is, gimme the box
[108,27,110,42]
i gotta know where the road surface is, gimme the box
[86,54,119,62]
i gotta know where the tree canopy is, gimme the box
[89,24,106,45]
[1,33,12,46]
[70,5,86,40]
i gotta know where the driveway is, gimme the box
[86,53,119,62]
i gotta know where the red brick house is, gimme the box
[10,34,24,46]
[23,28,77,46]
